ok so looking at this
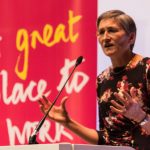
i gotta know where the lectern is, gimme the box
[73,144,135,150]
[0,144,71,150]
[0,143,135,150]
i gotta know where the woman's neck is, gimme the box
[111,51,135,68]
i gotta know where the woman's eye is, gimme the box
[108,28,117,33]
[99,30,104,35]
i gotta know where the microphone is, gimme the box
[75,56,83,67]
[29,56,83,144]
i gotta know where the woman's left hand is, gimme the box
[110,87,146,123]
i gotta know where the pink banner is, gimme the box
[0,0,97,145]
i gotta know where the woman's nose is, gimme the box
[103,31,110,40]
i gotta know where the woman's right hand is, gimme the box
[39,96,99,144]
[38,96,70,126]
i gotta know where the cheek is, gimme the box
[98,38,103,45]
[117,36,129,46]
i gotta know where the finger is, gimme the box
[42,95,52,105]
[38,101,46,113]
[122,91,131,100]
[42,95,49,103]
[114,92,126,104]
[110,106,126,114]
[111,100,125,110]
[38,96,51,111]
[61,96,68,110]
[38,97,46,106]
[122,91,132,103]
[38,99,43,105]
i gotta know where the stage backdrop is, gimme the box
[0,0,97,145]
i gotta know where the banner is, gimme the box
[0,0,97,145]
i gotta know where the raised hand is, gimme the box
[38,96,70,126]
[110,87,146,123]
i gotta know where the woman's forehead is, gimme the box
[98,18,122,29]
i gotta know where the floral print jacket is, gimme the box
[97,54,150,150]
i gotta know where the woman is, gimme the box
[39,10,150,150]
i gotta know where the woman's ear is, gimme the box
[128,32,136,44]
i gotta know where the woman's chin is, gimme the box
[104,50,116,57]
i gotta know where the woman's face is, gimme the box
[97,18,134,58]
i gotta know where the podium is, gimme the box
[0,144,71,150]
[0,143,135,150]
[73,144,135,150]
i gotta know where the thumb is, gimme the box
[61,96,68,110]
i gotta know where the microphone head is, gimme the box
[75,56,83,67]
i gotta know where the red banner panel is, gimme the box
[0,0,97,145]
